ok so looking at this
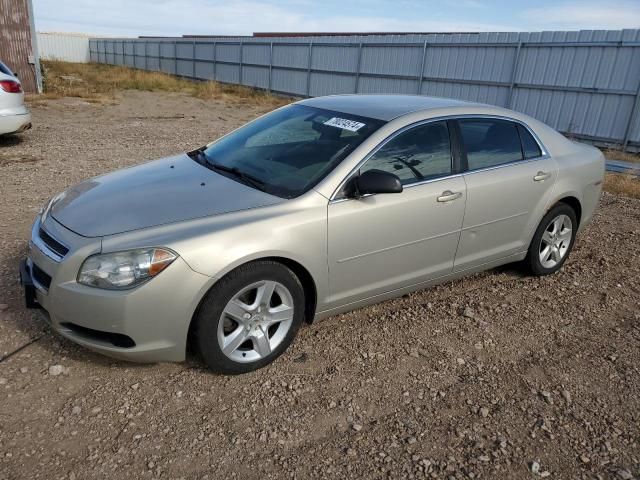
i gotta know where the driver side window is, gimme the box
[361,121,452,185]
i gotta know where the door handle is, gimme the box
[437,190,463,202]
[533,171,551,182]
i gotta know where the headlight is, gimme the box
[77,248,177,290]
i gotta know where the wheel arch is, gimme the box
[555,195,582,228]
[186,255,318,355]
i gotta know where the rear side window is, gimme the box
[518,124,542,159]
[459,119,523,170]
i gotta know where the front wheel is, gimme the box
[525,203,577,276]
[195,261,305,374]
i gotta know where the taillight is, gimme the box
[0,80,22,93]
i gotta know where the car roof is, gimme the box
[297,94,484,121]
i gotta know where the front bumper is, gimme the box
[21,216,212,363]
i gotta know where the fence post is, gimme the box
[239,41,244,85]
[144,41,148,70]
[622,81,640,152]
[212,42,217,81]
[268,42,273,93]
[506,41,523,108]
[306,41,313,97]
[355,42,363,93]
[174,40,178,75]
[192,40,196,79]
[417,40,428,95]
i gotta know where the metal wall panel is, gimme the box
[195,61,214,80]
[176,59,193,77]
[243,43,270,66]
[216,44,240,63]
[90,29,640,150]
[272,45,308,69]
[38,33,90,63]
[311,45,359,72]
[272,68,306,95]
[361,45,423,76]
[216,63,239,83]
[359,76,417,94]
[241,65,269,89]
[310,72,356,96]
[421,80,509,106]
[195,43,214,61]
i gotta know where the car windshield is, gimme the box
[195,104,385,198]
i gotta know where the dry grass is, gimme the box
[604,172,640,199]
[30,60,290,108]
[602,148,640,163]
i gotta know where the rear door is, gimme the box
[453,117,558,271]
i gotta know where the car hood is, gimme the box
[50,153,285,237]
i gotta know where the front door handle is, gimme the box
[437,190,463,202]
[533,171,551,182]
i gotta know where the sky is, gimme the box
[32,0,640,37]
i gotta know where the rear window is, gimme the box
[518,124,542,159]
[0,61,13,76]
[459,119,523,170]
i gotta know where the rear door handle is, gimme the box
[533,171,551,182]
[437,190,463,202]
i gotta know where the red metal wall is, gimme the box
[0,0,38,92]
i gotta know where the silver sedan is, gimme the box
[21,95,604,373]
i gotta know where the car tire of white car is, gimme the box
[194,260,306,374]
[526,203,578,276]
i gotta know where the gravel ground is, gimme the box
[0,91,639,480]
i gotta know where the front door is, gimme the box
[326,120,467,308]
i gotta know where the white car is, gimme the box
[0,60,31,136]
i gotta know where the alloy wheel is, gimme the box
[538,214,572,269]
[217,280,294,363]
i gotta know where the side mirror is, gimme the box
[349,169,403,197]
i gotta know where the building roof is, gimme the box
[298,94,478,121]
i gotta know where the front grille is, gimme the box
[31,263,52,289]
[39,228,69,258]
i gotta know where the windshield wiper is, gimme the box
[188,148,208,165]
[188,148,268,193]
[208,162,268,192]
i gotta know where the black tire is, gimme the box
[525,202,578,276]
[195,260,305,374]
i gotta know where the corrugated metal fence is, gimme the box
[90,30,640,151]
[38,33,91,63]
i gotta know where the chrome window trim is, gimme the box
[329,113,549,203]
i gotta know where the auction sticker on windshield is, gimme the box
[323,117,366,132]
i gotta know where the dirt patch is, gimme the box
[0,91,639,480]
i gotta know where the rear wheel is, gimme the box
[195,261,305,374]
[525,203,577,276]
